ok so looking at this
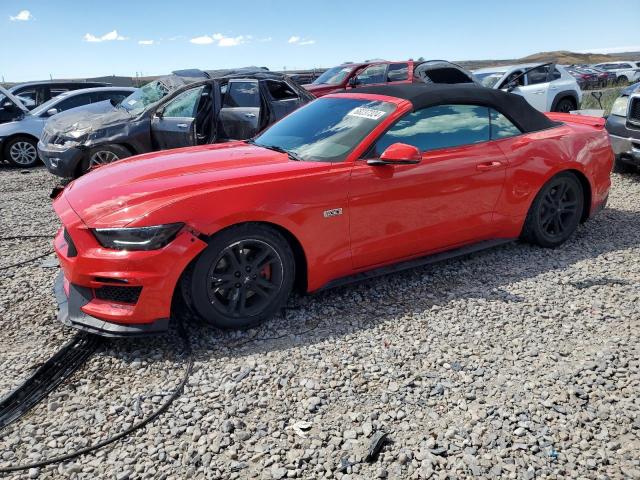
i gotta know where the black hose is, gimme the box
[0,251,55,272]
[0,321,194,474]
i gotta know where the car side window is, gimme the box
[500,70,524,88]
[373,104,490,156]
[551,68,561,80]
[387,63,409,82]
[162,86,204,118]
[356,64,387,85]
[490,109,521,139]
[526,66,551,85]
[92,91,130,104]
[265,80,297,100]
[620,63,631,69]
[55,93,93,112]
[223,81,260,108]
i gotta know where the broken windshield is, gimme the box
[119,80,171,115]
[312,66,354,86]
[252,97,396,162]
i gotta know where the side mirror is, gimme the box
[46,108,58,117]
[155,107,164,118]
[367,143,422,166]
[348,77,358,88]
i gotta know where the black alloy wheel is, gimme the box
[522,173,584,248]
[207,239,283,317]
[554,98,575,113]
[183,224,295,329]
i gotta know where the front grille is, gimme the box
[629,97,640,126]
[63,228,77,257]
[95,285,142,304]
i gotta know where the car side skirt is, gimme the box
[317,238,515,292]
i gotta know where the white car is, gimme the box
[473,63,582,112]
[593,62,640,84]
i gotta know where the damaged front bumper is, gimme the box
[54,271,170,337]
[38,140,84,178]
[52,193,207,338]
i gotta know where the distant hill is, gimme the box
[457,50,640,70]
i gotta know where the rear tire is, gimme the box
[553,97,576,113]
[521,172,584,248]
[4,136,39,168]
[617,76,628,85]
[183,224,295,329]
[80,144,131,175]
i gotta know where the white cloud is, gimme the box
[9,10,32,21]
[577,45,640,54]
[138,40,154,46]
[259,36,272,43]
[191,33,248,47]
[83,30,127,42]
[169,35,186,41]
[190,35,214,45]
[288,35,315,46]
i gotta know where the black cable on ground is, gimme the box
[0,251,55,272]
[0,321,194,474]
[0,235,53,241]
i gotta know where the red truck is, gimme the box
[303,60,477,97]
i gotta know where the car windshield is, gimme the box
[252,97,396,162]
[119,80,171,115]
[312,66,354,85]
[475,72,505,88]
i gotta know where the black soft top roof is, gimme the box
[352,83,558,133]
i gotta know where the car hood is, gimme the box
[45,100,132,135]
[0,85,30,114]
[302,83,343,96]
[622,82,640,96]
[61,142,329,228]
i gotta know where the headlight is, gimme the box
[610,96,629,117]
[54,132,88,148]
[92,223,184,251]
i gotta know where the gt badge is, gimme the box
[323,208,343,218]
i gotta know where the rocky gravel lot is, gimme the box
[0,165,639,479]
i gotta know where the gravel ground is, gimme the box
[0,165,639,479]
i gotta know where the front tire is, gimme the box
[553,97,576,113]
[183,224,295,329]
[80,144,131,175]
[4,136,39,168]
[521,172,584,248]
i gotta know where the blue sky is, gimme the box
[1,0,639,82]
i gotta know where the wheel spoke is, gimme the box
[255,276,276,290]
[251,249,273,269]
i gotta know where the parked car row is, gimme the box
[564,61,640,89]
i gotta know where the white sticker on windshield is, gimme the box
[347,107,386,120]
[127,99,138,105]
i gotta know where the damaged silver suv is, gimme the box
[38,69,314,178]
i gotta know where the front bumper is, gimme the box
[53,194,208,337]
[54,271,170,337]
[605,114,640,165]
[38,140,84,178]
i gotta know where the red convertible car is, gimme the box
[52,84,613,336]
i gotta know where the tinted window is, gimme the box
[387,63,408,82]
[490,109,521,139]
[92,91,131,104]
[552,68,561,80]
[163,86,203,118]
[501,70,524,88]
[265,80,297,100]
[55,93,93,112]
[254,98,396,162]
[373,104,490,155]
[527,66,551,85]
[620,63,632,69]
[15,89,37,108]
[356,64,387,85]
[223,81,260,108]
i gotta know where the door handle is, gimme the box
[176,123,188,128]
[476,161,503,171]
[244,113,256,118]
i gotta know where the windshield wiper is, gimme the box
[247,140,302,161]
